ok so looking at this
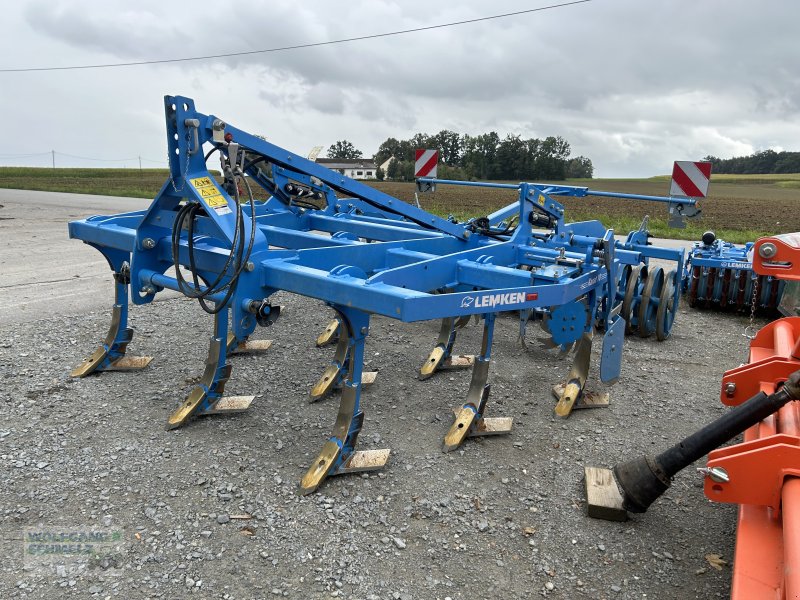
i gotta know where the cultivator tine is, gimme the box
[443,313,511,452]
[554,332,593,417]
[310,327,351,402]
[167,308,253,429]
[420,316,473,380]
[300,309,389,495]
[71,266,153,378]
[316,318,341,347]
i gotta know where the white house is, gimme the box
[315,158,377,180]
[379,156,395,175]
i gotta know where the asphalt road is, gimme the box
[0,189,159,325]
[0,188,694,326]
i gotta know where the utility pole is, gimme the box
[51,150,55,169]
[138,155,142,174]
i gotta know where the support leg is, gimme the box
[71,263,153,377]
[300,309,389,495]
[443,313,512,452]
[420,316,473,380]
[167,307,254,429]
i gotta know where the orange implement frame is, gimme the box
[705,234,800,600]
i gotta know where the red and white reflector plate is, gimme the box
[414,149,439,178]
[670,160,712,198]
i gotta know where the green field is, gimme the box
[1,167,798,243]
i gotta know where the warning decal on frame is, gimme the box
[190,176,215,189]
[203,194,232,215]
[203,194,227,208]
[190,178,232,215]
[198,186,220,198]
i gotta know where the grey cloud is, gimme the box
[4,0,800,176]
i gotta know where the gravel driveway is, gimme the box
[0,288,761,599]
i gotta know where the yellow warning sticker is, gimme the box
[190,176,215,189]
[537,193,546,206]
[203,194,228,208]
[198,186,220,198]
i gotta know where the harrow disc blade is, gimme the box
[656,269,677,341]
[622,265,645,334]
[637,266,664,338]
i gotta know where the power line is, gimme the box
[55,150,139,162]
[0,1,590,73]
[0,151,51,157]
[0,150,165,164]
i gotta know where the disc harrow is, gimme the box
[68,95,699,493]
[681,230,785,314]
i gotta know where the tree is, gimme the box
[463,132,500,180]
[566,156,594,178]
[496,134,529,180]
[375,166,385,181]
[702,150,800,174]
[534,136,571,179]
[327,140,363,159]
[433,130,463,165]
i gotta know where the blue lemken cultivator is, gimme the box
[681,231,785,314]
[68,96,695,493]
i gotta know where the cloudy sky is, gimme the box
[1,0,797,177]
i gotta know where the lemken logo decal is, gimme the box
[720,261,750,269]
[460,292,530,309]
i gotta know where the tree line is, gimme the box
[326,132,593,181]
[703,150,800,174]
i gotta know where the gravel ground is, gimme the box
[1,292,767,599]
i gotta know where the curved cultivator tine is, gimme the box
[316,318,341,348]
[554,332,594,417]
[71,269,152,378]
[300,308,389,495]
[442,313,512,452]
[420,317,474,380]
[167,308,254,430]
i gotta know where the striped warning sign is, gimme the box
[414,149,439,178]
[670,161,712,198]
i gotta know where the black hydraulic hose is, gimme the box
[196,175,256,314]
[170,164,257,314]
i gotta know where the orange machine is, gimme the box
[704,233,800,599]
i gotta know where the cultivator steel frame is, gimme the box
[68,95,693,493]
[682,231,785,313]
